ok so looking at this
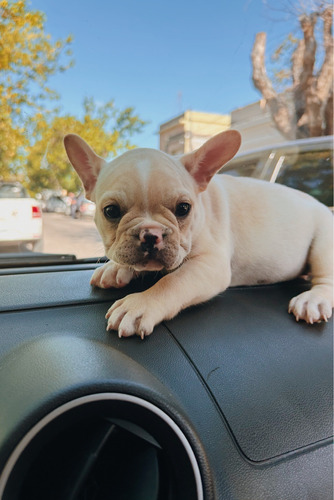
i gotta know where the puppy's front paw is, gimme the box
[106,293,162,338]
[288,290,333,324]
[90,261,135,289]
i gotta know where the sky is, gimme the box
[29,0,297,149]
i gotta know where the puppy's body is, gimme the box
[216,176,328,287]
[64,131,333,338]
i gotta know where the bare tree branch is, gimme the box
[251,32,295,139]
[251,4,333,138]
[324,90,333,135]
[291,39,305,86]
[316,7,333,101]
[251,33,277,99]
[298,7,333,135]
[298,12,317,89]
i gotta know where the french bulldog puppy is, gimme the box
[64,131,333,338]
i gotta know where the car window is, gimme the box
[220,157,260,178]
[0,184,28,199]
[275,150,333,207]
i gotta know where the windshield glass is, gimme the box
[275,149,333,207]
[1,0,333,262]
[0,184,28,199]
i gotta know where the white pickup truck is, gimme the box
[0,182,43,251]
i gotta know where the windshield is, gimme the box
[275,149,333,207]
[0,184,28,199]
[1,0,333,263]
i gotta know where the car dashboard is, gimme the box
[0,264,332,499]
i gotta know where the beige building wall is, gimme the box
[159,102,287,156]
[231,101,286,153]
[159,110,231,154]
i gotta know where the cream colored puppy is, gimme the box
[64,131,333,338]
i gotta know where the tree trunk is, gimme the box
[251,32,296,140]
[324,91,333,135]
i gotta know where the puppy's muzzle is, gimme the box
[139,227,164,254]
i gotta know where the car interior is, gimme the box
[0,263,332,499]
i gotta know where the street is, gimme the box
[42,212,104,259]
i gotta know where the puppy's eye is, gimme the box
[175,202,191,218]
[103,204,121,220]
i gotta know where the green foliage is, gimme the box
[0,1,147,194]
[0,0,73,176]
[26,99,147,193]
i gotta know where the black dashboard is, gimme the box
[0,264,332,499]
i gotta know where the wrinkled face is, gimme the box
[94,149,199,272]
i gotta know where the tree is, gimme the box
[0,1,147,191]
[26,98,147,193]
[251,2,333,139]
[0,0,73,177]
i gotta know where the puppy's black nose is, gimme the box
[141,233,158,253]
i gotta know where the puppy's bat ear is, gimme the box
[180,130,241,192]
[64,134,106,200]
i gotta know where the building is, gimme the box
[159,110,231,155]
[231,100,286,153]
[159,101,287,155]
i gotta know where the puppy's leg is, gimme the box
[106,252,232,338]
[90,261,136,289]
[289,216,333,323]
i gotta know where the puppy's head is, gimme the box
[64,130,241,272]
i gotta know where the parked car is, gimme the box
[69,194,95,218]
[44,195,70,215]
[79,198,96,217]
[0,182,43,251]
[221,136,333,208]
